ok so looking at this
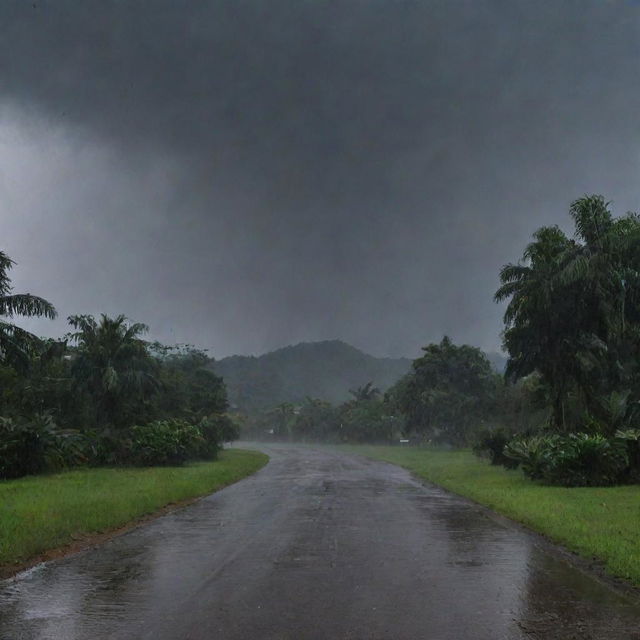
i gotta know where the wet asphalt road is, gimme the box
[1,444,640,640]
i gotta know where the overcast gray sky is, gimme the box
[2,0,640,358]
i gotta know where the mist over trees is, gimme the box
[243,338,523,446]
[212,341,411,412]
[242,195,640,487]
[3,194,640,487]
[0,252,236,479]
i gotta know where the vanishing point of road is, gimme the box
[1,444,639,639]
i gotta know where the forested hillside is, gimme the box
[211,340,411,412]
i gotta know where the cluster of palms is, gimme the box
[496,195,640,433]
[0,251,231,477]
[246,383,403,444]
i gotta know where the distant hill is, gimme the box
[211,340,411,412]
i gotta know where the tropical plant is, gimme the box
[504,434,563,480]
[291,397,339,442]
[269,402,296,439]
[496,196,640,433]
[338,395,397,443]
[348,382,380,402]
[615,428,640,481]
[472,427,518,468]
[151,344,228,421]
[495,226,578,429]
[505,432,629,486]
[127,419,204,466]
[67,314,159,430]
[0,251,57,370]
[397,336,498,446]
[0,413,86,479]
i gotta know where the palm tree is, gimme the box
[269,402,296,439]
[67,314,158,429]
[496,195,640,431]
[348,382,380,402]
[554,196,640,423]
[495,226,578,428]
[0,251,57,369]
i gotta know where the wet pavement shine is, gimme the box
[1,444,640,639]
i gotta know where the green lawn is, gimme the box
[0,448,268,569]
[335,445,640,586]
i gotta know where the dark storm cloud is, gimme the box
[2,0,640,357]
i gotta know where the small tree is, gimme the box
[398,336,497,446]
[67,314,158,431]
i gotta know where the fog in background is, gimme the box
[2,0,640,358]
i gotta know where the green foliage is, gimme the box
[290,398,340,442]
[395,336,498,446]
[472,427,518,468]
[504,433,629,486]
[0,251,57,371]
[67,314,159,430]
[497,195,640,433]
[615,428,640,481]
[0,414,86,479]
[196,414,239,458]
[0,251,237,480]
[504,434,565,480]
[338,391,400,443]
[127,419,205,466]
[245,385,404,444]
[151,344,228,421]
[212,340,410,412]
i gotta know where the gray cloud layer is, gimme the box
[2,0,640,357]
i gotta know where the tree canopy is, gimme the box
[496,195,640,433]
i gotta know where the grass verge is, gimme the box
[336,445,640,587]
[0,448,268,573]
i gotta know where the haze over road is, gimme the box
[1,445,639,639]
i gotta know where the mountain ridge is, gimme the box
[211,339,411,412]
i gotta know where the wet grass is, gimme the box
[336,445,640,587]
[0,448,268,568]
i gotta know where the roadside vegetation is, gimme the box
[0,248,268,570]
[0,449,268,570]
[334,445,640,586]
[0,250,242,479]
[234,195,640,587]
[246,196,640,489]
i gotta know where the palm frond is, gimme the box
[0,320,42,370]
[0,294,57,319]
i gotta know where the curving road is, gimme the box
[1,443,639,639]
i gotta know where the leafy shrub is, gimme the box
[505,433,629,486]
[0,414,87,479]
[194,415,223,460]
[546,434,628,486]
[504,434,562,480]
[615,428,640,482]
[472,427,518,468]
[127,419,204,466]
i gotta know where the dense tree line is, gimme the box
[243,341,532,446]
[0,251,237,479]
[5,193,639,487]
[213,340,410,412]
[496,195,640,433]
[244,195,640,487]
[481,195,640,485]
